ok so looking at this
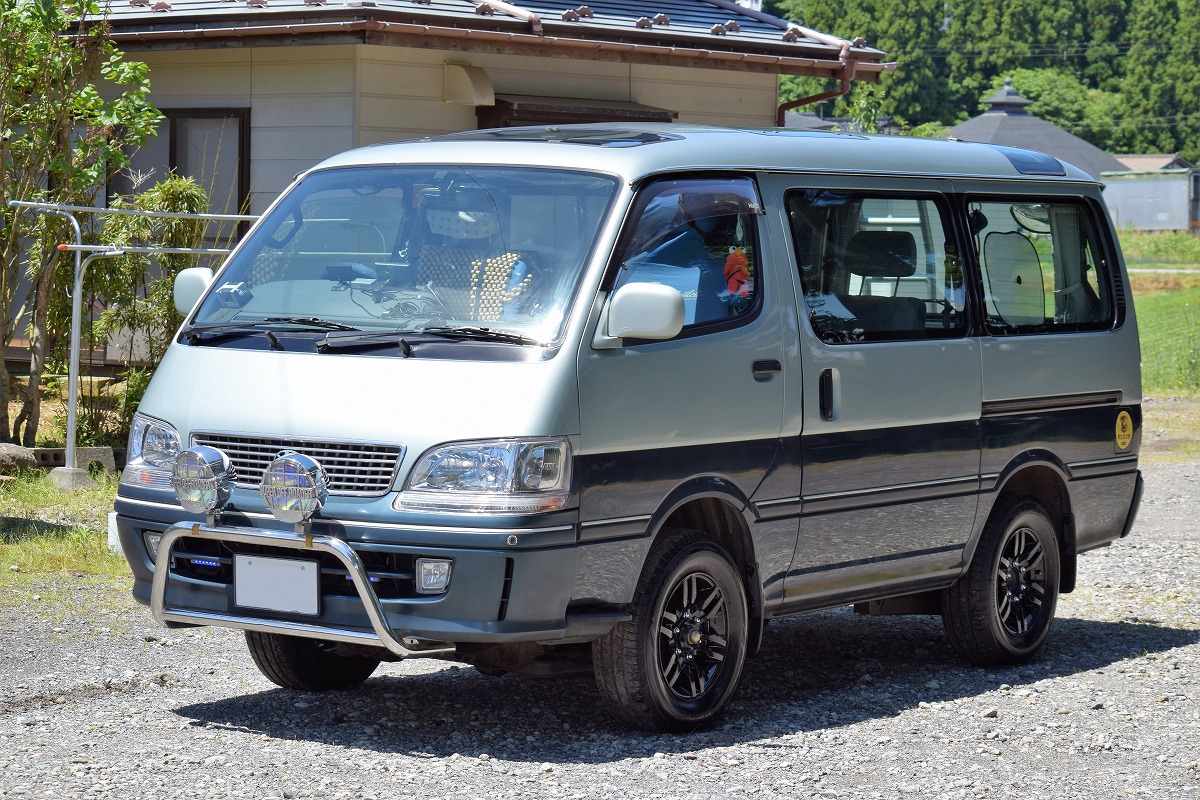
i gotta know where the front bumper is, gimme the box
[117,500,600,651]
[151,523,462,658]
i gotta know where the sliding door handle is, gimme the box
[819,368,839,421]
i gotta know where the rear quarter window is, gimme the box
[969,199,1116,335]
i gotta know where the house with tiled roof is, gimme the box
[947,78,1126,181]
[97,0,893,216]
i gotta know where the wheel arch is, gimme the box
[977,454,1077,594]
[646,477,766,651]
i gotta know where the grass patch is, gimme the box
[0,471,126,578]
[1133,281,1200,395]
[1119,230,1200,269]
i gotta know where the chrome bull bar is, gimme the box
[150,523,455,659]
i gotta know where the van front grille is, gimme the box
[191,432,403,496]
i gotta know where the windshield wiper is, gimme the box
[317,330,413,356]
[417,325,545,347]
[184,318,361,345]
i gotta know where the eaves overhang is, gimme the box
[92,0,894,79]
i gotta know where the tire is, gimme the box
[245,631,381,691]
[592,529,749,732]
[942,497,1061,666]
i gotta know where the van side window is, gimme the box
[613,177,761,329]
[786,190,966,344]
[970,200,1113,334]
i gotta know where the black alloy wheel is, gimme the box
[995,521,1049,637]
[942,496,1061,666]
[592,528,749,732]
[657,569,733,702]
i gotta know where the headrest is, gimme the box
[843,230,917,278]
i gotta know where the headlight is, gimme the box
[171,446,236,515]
[119,413,182,490]
[259,451,328,524]
[395,438,571,514]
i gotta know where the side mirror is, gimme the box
[174,267,214,315]
[594,282,685,349]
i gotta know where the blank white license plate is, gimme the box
[234,555,320,616]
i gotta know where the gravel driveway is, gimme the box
[2,462,1197,800]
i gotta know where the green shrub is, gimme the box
[1119,231,1200,268]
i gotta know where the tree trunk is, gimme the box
[0,362,11,444]
[19,252,57,447]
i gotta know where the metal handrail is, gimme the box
[8,200,258,222]
[6,199,260,487]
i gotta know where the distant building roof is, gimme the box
[948,77,1126,180]
[1114,153,1194,171]
[784,112,837,131]
[95,0,894,80]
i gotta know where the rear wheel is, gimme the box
[245,631,381,691]
[942,497,1060,666]
[592,529,749,732]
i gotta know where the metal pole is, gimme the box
[8,199,257,222]
[63,250,124,483]
[57,244,232,256]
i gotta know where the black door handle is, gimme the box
[752,359,782,380]
[819,368,835,420]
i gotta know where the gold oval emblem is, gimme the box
[1115,410,1134,451]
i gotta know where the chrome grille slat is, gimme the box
[192,432,403,496]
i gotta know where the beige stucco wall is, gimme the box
[133,43,780,212]
[136,46,359,214]
[355,46,779,145]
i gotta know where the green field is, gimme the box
[1135,282,1200,395]
[1120,231,1200,270]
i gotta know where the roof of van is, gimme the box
[314,123,1099,184]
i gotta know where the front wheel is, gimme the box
[592,529,749,732]
[942,497,1061,666]
[245,631,382,691]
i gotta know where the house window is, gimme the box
[111,108,250,246]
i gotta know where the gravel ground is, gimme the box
[1,462,1197,800]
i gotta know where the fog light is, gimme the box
[260,451,328,524]
[415,558,452,594]
[171,446,236,515]
[143,531,164,564]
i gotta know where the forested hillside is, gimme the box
[769,0,1200,160]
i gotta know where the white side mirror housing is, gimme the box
[594,282,685,349]
[174,267,214,315]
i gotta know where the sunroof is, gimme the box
[987,144,1066,176]
[435,128,682,147]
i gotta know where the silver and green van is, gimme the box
[114,125,1143,732]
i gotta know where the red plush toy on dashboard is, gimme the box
[724,246,750,297]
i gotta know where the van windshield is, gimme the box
[190,166,619,346]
